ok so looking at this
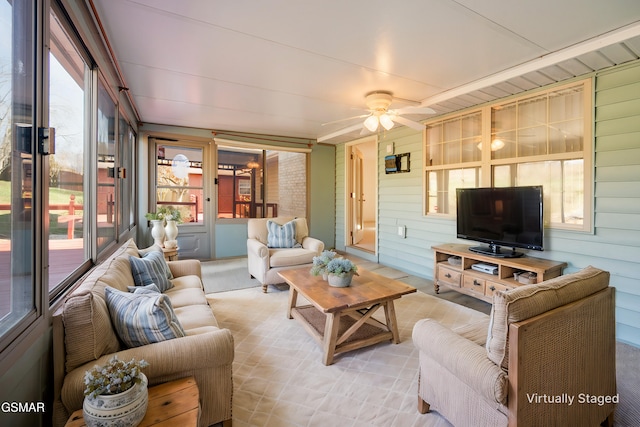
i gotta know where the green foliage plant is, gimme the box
[325,258,359,277]
[310,250,338,276]
[83,356,149,399]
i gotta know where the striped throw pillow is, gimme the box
[105,287,185,348]
[127,284,161,294]
[129,251,173,292]
[266,220,297,248]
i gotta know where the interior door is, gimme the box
[151,140,211,259]
[351,147,364,245]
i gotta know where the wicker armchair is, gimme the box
[412,266,616,427]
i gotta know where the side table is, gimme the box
[162,247,179,261]
[64,376,199,427]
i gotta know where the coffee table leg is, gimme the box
[287,287,298,319]
[384,301,401,344]
[323,312,340,365]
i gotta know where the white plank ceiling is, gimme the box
[92,0,640,143]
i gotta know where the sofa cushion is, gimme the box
[105,287,185,348]
[267,219,297,248]
[486,266,610,370]
[269,248,317,267]
[63,292,121,373]
[170,274,204,289]
[129,251,173,292]
[174,304,220,332]
[163,287,209,308]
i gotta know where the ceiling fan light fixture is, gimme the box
[379,114,394,130]
[364,115,379,132]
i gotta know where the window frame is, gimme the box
[424,78,594,233]
[214,139,311,221]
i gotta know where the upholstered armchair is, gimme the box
[247,217,324,292]
[412,266,616,427]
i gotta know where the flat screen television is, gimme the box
[456,186,544,258]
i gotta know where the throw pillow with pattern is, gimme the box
[129,251,173,292]
[127,283,161,294]
[105,286,185,348]
[266,220,297,248]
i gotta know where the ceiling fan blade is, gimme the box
[317,123,365,142]
[392,115,425,131]
[321,113,371,126]
[393,106,436,115]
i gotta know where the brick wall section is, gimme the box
[277,151,306,217]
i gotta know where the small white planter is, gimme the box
[328,272,354,287]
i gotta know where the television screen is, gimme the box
[456,186,544,258]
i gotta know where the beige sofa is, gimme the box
[412,266,616,427]
[247,217,324,292]
[52,239,234,427]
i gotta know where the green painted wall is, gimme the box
[335,62,640,348]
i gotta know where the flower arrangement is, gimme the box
[145,205,183,223]
[83,356,149,399]
[325,257,358,278]
[310,250,338,276]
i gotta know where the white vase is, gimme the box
[165,220,179,242]
[150,220,165,247]
[83,373,148,427]
[328,272,354,288]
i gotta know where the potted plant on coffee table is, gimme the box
[325,257,359,287]
[310,250,338,280]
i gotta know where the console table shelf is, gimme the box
[432,244,567,303]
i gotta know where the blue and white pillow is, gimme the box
[129,251,173,292]
[266,220,297,248]
[127,284,161,294]
[105,287,185,348]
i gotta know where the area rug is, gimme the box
[201,258,261,293]
[206,286,488,427]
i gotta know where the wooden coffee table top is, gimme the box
[278,267,416,313]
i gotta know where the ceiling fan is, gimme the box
[317,91,436,142]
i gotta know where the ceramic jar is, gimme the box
[83,373,148,427]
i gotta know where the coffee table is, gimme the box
[278,267,416,365]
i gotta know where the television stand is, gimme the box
[432,243,567,303]
[469,244,524,258]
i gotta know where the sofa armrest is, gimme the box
[167,259,202,279]
[59,328,234,421]
[301,236,324,254]
[412,318,507,404]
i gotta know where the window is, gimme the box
[217,145,307,219]
[0,0,36,340]
[425,80,592,231]
[153,144,203,223]
[96,80,117,252]
[119,120,136,235]
[425,111,482,214]
[48,8,91,297]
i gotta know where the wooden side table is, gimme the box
[162,247,179,261]
[65,376,200,427]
